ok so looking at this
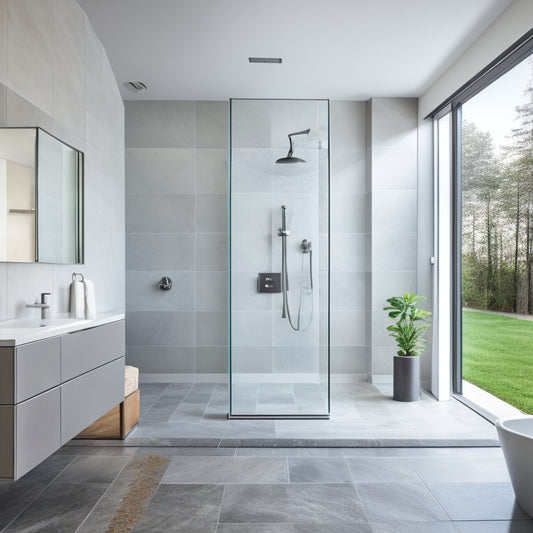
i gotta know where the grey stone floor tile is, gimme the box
[3,482,107,533]
[135,446,236,457]
[356,481,450,522]
[54,445,137,456]
[288,458,352,483]
[216,524,372,532]
[346,457,419,483]
[0,481,48,530]
[219,483,367,524]
[161,456,289,484]
[131,484,223,533]
[53,455,130,484]
[427,482,531,521]
[408,457,493,483]
[235,447,344,457]
[370,521,460,532]
[455,520,533,532]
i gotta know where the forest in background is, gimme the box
[462,60,533,313]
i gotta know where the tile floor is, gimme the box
[0,446,531,532]
[0,383,528,532]
[121,382,498,445]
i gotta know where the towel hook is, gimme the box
[72,272,85,282]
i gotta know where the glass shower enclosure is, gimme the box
[229,99,330,418]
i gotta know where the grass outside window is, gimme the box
[462,310,533,414]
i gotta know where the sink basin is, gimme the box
[0,317,89,329]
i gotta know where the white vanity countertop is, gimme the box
[0,312,125,346]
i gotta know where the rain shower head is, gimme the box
[276,128,310,164]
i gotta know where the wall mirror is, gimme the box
[0,127,84,264]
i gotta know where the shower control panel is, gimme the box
[257,273,281,293]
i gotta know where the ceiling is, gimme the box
[77,0,515,101]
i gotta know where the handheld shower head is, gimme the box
[276,128,310,164]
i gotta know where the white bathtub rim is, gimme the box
[496,415,533,439]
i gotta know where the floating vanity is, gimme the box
[0,314,125,480]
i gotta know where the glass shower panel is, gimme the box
[229,99,330,418]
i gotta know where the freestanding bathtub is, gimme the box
[496,416,533,517]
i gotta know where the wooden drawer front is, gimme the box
[60,356,125,445]
[61,321,125,382]
[0,348,14,405]
[16,388,60,480]
[16,338,61,403]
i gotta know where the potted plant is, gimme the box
[383,293,431,402]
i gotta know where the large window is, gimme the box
[432,30,533,414]
[461,56,533,414]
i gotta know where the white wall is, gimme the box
[417,0,533,393]
[0,0,125,320]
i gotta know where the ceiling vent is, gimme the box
[248,57,282,64]
[123,81,148,93]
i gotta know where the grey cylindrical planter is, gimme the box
[393,355,420,402]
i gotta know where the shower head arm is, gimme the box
[287,129,311,157]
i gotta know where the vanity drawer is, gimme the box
[16,338,61,403]
[0,338,61,404]
[60,356,125,444]
[15,388,61,479]
[61,321,125,381]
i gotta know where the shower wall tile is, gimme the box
[196,195,227,233]
[126,346,196,374]
[196,347,228,373]
[372,189,417,233]
[125,100,196,148]
[196,101,228,148]
[126,148,195,194]
[196,234,228,271]
[330,149,367,194]
[196,272,228,311]
[196,149,228,195]
[126,311,196,346]
[126,233,195,271]
[330,193,367,233]
[0,1,6,86]
[126,194,196,233]
[231,347,273,374]
[125,101,229,377]
[0,83,6,126]
[330,347,367,374]
[330,101,366,149]
[126,270,195,312]
[196,311,228,346]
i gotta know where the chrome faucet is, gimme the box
[26,292,51,320]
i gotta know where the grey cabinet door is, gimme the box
[15,337,61,403]
[0,348,14,405]
[61,321,125,381]
[0,406,14,478]
[60,356,125,444]
[15,388,61,479]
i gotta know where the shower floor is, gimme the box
[82,382,500,447]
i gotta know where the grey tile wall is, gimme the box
[0,1,124,322]
[125,98,418,383]
[367,98,418,379]
[125,101,229,376]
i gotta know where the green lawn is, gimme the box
[463,310,533,414]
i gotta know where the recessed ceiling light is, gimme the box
[248,57,282,64]
[123,81,148,93]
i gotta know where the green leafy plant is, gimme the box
[384,293,432,356]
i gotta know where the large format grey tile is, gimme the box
[126,148,195,194]
[455,521,533,532]
[196,149,227,194]
[53,455,130,484]
[126,311,196,346]
[126,233,195,270]
[161,456,288,484]
[427,482,531,521]
[217,525,372,533]
[3,482,107,533]
[131,484,223,533]
[356,481,449,523]
[219,483,367,524]
[288,458,352,483]
[346,457,420,483]
[371,522,459,533]
[127,346,196,374]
